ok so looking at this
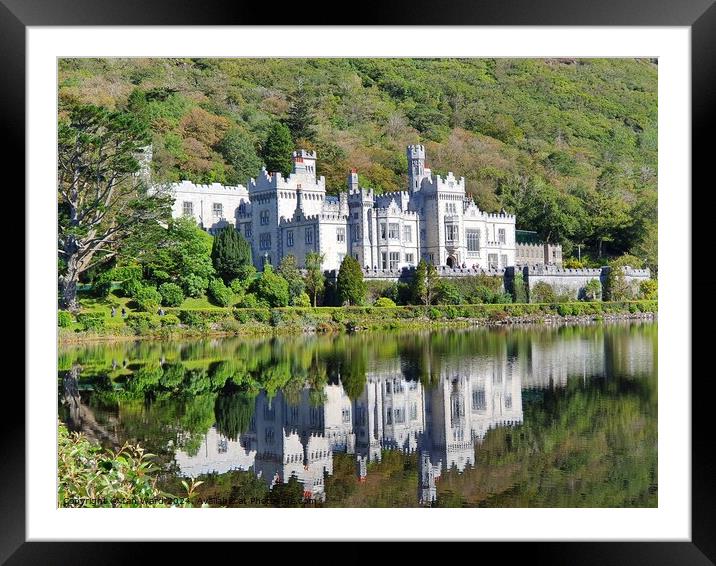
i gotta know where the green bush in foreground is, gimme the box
[159,282,185,307]
[134,286,162,313]
[76,312,105,332]
[58,310,74,327]
[58,422,188,508]
[374,297,397,308]
[207,278,233,307]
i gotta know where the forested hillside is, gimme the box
[58,58,657,266]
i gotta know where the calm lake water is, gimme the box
[58,321,657,508]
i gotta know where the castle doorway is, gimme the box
[446,255,456,268]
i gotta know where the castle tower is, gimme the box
[347,168,359,192]
[292,150,317,182]
[407,144,428,192]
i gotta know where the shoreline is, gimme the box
[58,306,657,345]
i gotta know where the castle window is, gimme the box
[259,233,272,250]
[498,228,506,244]
[446,224,458,242]
[286,230,294,247]
[505,395,512,409]
[394,408,405,424]
[467,229,481,252]
[353,225,362,241]
[446,202,457,215]
[245,224,252,238]
[381,252,388,270]
[265,428,275,445]
[260,210,269,225]
[388,223,400,240]
[386,408,393,425]
[389,252,400,270]
[342,408,351,423]
[305,227,313,244]
[337,227,345,242]
[410,403,418,420]
[380,223,387,240]
[405,253,415,265]
[488,254,498,269]
[472,389,486,411]
[213,202,223,219]
[501,254,508,267]
[182,201,193,217]
[403,225,412,242]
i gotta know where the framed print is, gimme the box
[6,0,712,562]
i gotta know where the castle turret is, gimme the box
[292,149,317,182]
[407,144,428,192]
[347,168,359,192]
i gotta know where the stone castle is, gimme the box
[167,145,561,272]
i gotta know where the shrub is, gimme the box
[530,281,556,303]
[161,314,180,327]
[233,309,250,324]
[511,273,528,303]
[428,307,442,320]
[134,286,162,313]
[126,312,160,333]
[292,292,312,308]
[58,422,177,508]
[252,308,271,323]
[76,312,105,332]
[58,310,74,328]
[93,271,114,299]
[443,305,459,319]
[178,310,205,328]
[270,310,283,327]
[639,279,658,300]
[583,279,602,301]
[557,303,573,316]
[181,274,209,298]
[488,309,509,323]
[374,297,397,308]
[122,278,144,298]
[435,282,463,305]
[238,293,260,308]
[159,282,185,307]
[250,265,289,307]
[207,278,233,307]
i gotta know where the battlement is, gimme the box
[348,186,375,201]
[434,172,466,190]
[170,179,248,194]
[525,265,602,276]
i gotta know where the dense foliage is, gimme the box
[59,58,657,269]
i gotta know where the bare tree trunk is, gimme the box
[59,245,81,311]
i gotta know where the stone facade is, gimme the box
[521,265,651,302]
[516,242,563,267]
[167,145,517,272]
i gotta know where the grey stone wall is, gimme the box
[524,265,651,302]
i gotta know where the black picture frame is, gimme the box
[5,0,710,562]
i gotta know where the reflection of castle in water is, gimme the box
[173,330,654,505]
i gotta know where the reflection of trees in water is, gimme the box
[214,386,257,441]
[59,322,657,497]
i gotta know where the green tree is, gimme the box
[286,85,316,143]
[58,103,171,309]
[336,256,366,306]
[250,264,290,307]
[412,260,439,306]
[217,128,263,185]
[211,226,252,283]
[277,255,306,304]
[304,252,325,307]
[261,122,293,176]
[135,216,215,295]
